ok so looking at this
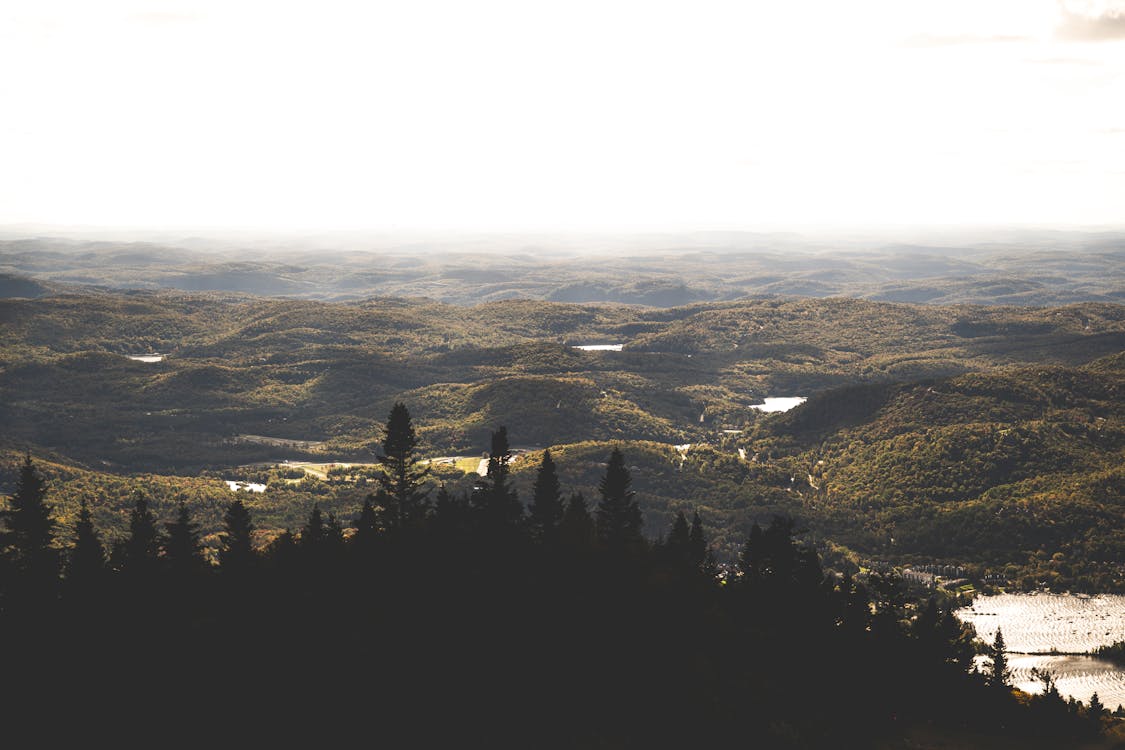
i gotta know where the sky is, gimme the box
[1,0,1124,232]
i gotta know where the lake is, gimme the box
[225,480,266,493]
[957,593,1125,708]
[750,396,807,413]
[127,353,164,362]
[572,344,624,351]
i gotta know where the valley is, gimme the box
[2,278,1124,589]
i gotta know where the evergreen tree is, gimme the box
[688,511,707,569]
[1088,692,1105,723]
[163,501,206,574]
[666,511,691,559]
[473,426,523,530]
[738,522,764,581]
[299,504,327,550]
[377,403,430,529]
[527,449,563,542]
[66,497,105,584]
[352,495,380,557]
[559,492,595,549]
[117,491,161,575]
[987,628,1011,690]
[0,454,58,581]
[938,604,977,673]
[595,447,642,549]
[219,498,255,573]
[324,513,347,559]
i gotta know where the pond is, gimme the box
[957,593,1125,709]
[225,480,266,493]
[127,354,165,362]
[572,344,624,351]
[750,396,807,413]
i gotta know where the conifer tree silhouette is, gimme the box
[473,426,523,529]
[0,454,58,585]
[987,628,1010,689]
[668,510,690,549]
[219,498,255,574]
[299,503,326,550]
[67,497,105,585]
[595,447,642,549]
[377,403,430,529]
[352,495,380,557]
[117,491,161,576]
[163,501,206,574]
[527,449,563,542]
[1089,692,1105,723]
[559,492,595,549]
[688,510,707,569]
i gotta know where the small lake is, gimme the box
[225,480,266,493]
[750,396,807,413]
[127,353,165,362]
[957,593,1125,708]
[572,344,624,351]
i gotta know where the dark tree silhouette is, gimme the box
[688,510,707,569]
[473,426,523,530]
[299,504,327,550]
[377,403,430,529]
[527,449,563,542]
[667,510,690,555]
[163,501,207,576]
[987,628,1010,690]
[738,522,764,580]
[352,495,380,555]
[219,499,255,574]
[66,497,105,584]
[116,492,161,575]
[560,492,595,549]
[595,447,642,549]
[1089,692,1105,723]
[0,454,58,582]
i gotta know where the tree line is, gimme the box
[0,404,1115,747]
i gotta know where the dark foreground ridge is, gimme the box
[1,406,1120,748]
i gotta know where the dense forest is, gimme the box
[2,405,1122,747]
[2,285,1124,590]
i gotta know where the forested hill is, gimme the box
[3,233,1124,305]
[2,286,1125,590]
[2,287,1123,469]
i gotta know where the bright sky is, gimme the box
[1,0,1124,231]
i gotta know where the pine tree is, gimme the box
[666,511,691,559]
[595,447,642,549]
[688,511,707,569]
[560,492,595,549]
[324,513,347,559]
[1,454,58,580]
[1088,692,1105,722]
[738,522,764,581]
[527,449,563,542]
[473,426,523,530]
[163,501,206,574]
[352,495,380,557]
[377,403,430,529]
[66,497,105,584]
[118,491,161,575]
[987,628,1011,690]
[219,498,255,574]
[299,504,326,550]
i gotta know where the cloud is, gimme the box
[901,33,1027,48]
[1056,1,1125,41]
